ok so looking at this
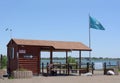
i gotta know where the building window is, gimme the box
[11,47,14,59]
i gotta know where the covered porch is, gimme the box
[39,41,92,76]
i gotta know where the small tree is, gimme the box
[1,55,7,69]
[67,56,76,63]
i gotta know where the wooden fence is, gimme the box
[41,62,94,76]
[103,62,119,75]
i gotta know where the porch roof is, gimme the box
[9,38,91,51]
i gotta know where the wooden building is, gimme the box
[7,38,91,75]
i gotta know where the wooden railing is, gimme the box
[41,62,94,76]
[103,62,119,75]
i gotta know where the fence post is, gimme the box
[91,62,94,74]
[87,62,89,72]
[60,62,61,74]
[47,62,49,76]
[79,62,81,75]
[76,62,78,70]
[68,63,69,75]
[42,63,44,74]
[103,62,106,75]
[66,64,67,75]
[0,55,1,69]
[117,61,120,70]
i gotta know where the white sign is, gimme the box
[19,50,26,53]
[24,55,33,59]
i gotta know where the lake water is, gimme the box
[41,59,120,69]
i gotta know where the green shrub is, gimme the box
[8,75,14,79]
[16,68,28,71]
[119,69,120,72]
[0,55,7,69]
[68,56,76,63]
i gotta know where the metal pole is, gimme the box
[89,15,91,64]
[10,29,12,38]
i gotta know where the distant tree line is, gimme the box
[41,57,120,60]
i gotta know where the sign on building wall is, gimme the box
[24,55,33,59]
[19,50,26,53]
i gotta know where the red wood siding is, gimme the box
[7,40,40,75]
[18,46,40,75]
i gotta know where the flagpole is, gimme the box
[10,29,12,38]
[88,15,105,64]
[89,14,91,64]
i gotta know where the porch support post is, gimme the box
[50,48,53,64]
[66,51,68,64]
[79,50,81,75]
[66,51,68,75]
[39,49,41,74]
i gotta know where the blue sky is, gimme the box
[0,0,120,58]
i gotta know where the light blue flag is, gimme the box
[89,16,105,30]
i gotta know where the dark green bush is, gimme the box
[0,55,7,69]
[68,56,76,63]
